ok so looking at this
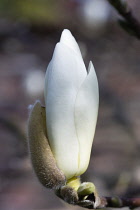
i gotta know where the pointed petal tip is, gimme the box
[87,61,98,93]
[88,61,95,73]
[60,29,73,44]
[60,29,81,55]
[61,29,72,36]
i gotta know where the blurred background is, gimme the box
[0,0,140,209]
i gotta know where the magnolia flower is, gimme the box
[44,29,99,180]
[28,29,100,208]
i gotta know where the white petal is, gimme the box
[74,61,99,176]
[44,60,52,100]
[60,29,81,56]
[44,41,87,179]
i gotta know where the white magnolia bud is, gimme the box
[44,29,99,180]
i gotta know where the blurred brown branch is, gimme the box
[78,195,140,209]
[103,196,140,209]
[107,0,140,39]
[0,117,25,141]
[0,116,27,157]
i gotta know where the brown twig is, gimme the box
[107,0,140,39]
[100,196,140,209]
[77,194,140,209]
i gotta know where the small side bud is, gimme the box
[28,101,66,189]
[78,182,95,197]
[78,182,101,208]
